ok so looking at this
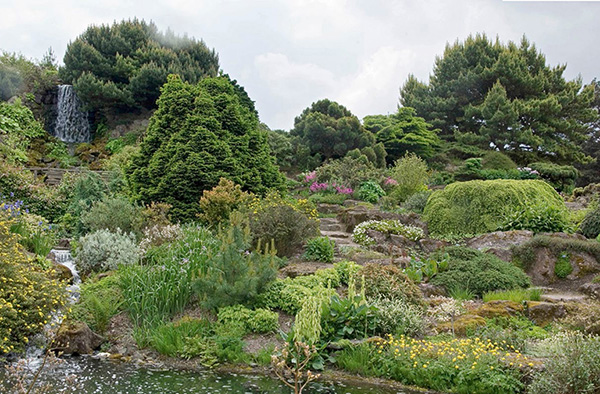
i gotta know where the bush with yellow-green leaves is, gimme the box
[0,212,67,354]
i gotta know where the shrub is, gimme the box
[247,192,319,257]
[307,192,348,205]
[402,190,432,213]
[304,236,335,263]
[193,222,278,311]
[481,151,517,170]
[71,274,123,333]
[554,252,573,279]
[529,332,600,394]
[0,213,67,354]
[430,247,531,297]
[499,203,568,233]
[423,179,567,237]
[388,153,430,202]
[314,155,384,190]
[138,224,183,257]
[357,181,386,203]
[80,195,141,236]
[256,277,336,315]
[352,220,425,247]
[217,305,279,334]
[333,260,362,285]
[579,204,600,239]
[529,162,579,193]
[198,178,251,227]
[76,229,138,275]
[0,99,45,164]
[320,290,378,342]
[369,297,425,337]
[357,264,424,308]
[147,317,213,357]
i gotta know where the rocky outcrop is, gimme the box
[473,300,524,319]
[337,205,427,233]
[526,301,566,327]
[580,283,600,300]
[437,314,486,336]
[466,231,534,262]
[53,321,105,355]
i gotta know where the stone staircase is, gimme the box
[319,216,360,250]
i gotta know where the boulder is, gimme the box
[50,263,74,284]
[526,301,566,327]
[579,283,600,300]
[316,203,343,214]
[437,314,486,336]
[474,300,524,319]
[418,283,447,298]
[466,231,534,262]
[419,238,449,253]
[53,321,105,355]
[337,206,426,233]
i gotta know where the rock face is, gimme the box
[337,205,427,233]
[473,300,524,319]
[526,301,566,327]
[466,231,534,262]
[526,247,600,286]
[580,283,600,300]
[54,321,104,355]
[437,314,486,336]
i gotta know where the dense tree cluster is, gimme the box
[60,19,219,114]
[127,75,283,221]
[400,34,598,164]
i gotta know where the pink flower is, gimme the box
[304,171,317,183]
[384,177,398,186]
[309,182,329,193]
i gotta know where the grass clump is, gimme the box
[483,288,542,303]
[71,273,124,333]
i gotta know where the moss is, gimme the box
[474,301,524,319]
[437,315,487,336]
[423,179,567,237]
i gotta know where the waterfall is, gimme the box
[53,85,91,143]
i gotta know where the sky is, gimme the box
[1,0,599,130]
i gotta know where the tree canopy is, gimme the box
[127,75,284,221]
[400,34,598,164]
[290,99,375,163]
[363,107,440,163]
[60,19,219,114]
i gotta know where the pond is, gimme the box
[1,357,425,394]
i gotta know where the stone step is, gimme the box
[321,231,350,239]
[320,223,343,232]
[319,217,340,224]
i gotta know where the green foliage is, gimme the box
[266,128,294,168]
[529,162,579,193]
[481,151,517,170]
[127,75,283,222]
[448,287,476,301]
[0,214,67,354]
[60,19,219,113]
[388,153,430,202]
[193,222,278,311]
[357,181,386,203]
[499,203,569,233]
[303,236,335,263]
[0,99,46,164]
[80,195,141,236]
[482,288,542,303]
[314,155,384,190]
[60,170,107,234]
[357,263,424,308]
[554,252,573,279]
[217,305,279,334]
[400,34,598,164]
[320,291,377,342]
[352,219,425,247]
[71,274,123,333]
[0,50,58,102]
[308,192,348,205]
[293,296,323,344]
[333,260,362,286]
[402,190,432,213]
[424,179,567,237]
[198,178,251,227]
[364,107,440,163]
[529,332,600,394]
[146,317,212,356]
[247,192,319,257]
[255,275,336,315]
[579,203,600,239]
[472,316,549,354]
[121,225,217,328]
[369,297,425,337]
[9,213,57,257]
[430,247,531,296]
[76,229,138,275]
[290,99,375,163]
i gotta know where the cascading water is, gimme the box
[53,85,91,143]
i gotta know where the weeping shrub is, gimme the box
[423,179,567,237]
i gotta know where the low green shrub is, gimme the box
[76,229,139,275]
[321,291,377,342]
[255,276,336,315]
[80,195,141,236]
[529,332,600,394]
[387,153,430,202]
[217,305,279,334]
[304,236,335,263]
[148,317,213,357]
[554,252,573,279]
[352,219,425,247]
[402,190,432,213]
[481,151,517,170]
[333,260,362,285]
[247,192,319,257]
[369,297,425,337]
[499,204,568,233]
[197,178,251,227]
[357,263,424,308]
[71,274,124,333]
[423,179,567,237]
[579,203,600,239]
[430,247,531,297]
[357,181,386,203]
[308,192,348,205]
[472,316,549,353]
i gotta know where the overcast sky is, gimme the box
[1,0,599,130]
